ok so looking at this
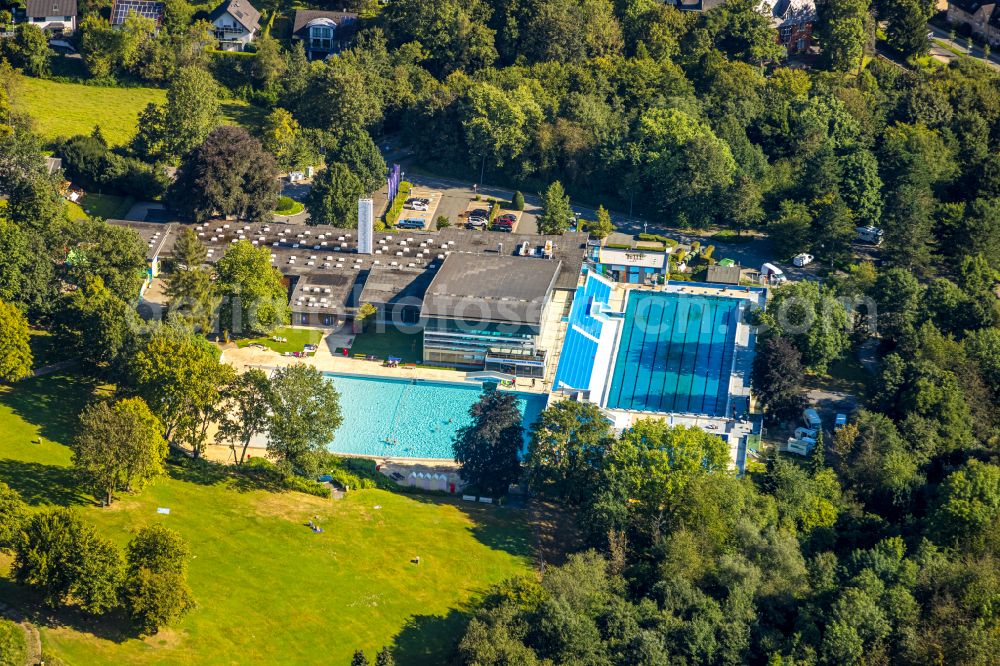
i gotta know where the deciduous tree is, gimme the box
[268,364,343,475]
[214,240,289,335]
[304,161,365,227]
[169,125,280,223]
[216,368,274,465]
[454,387,523,497]
[0,481,26,552]
[123,525,195,635]
[526,401,613,504]
[73,397,167,505]
[752,336,806,423]
[537,180,572,235]
[0,298,31,383]
[13,509,124,614]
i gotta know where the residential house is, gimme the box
[760,0,817,54]
[18,0,77,35]
[291,9,358,61]
[209,0,260,52]
[109,0,165,26]
[947,0,1000,46]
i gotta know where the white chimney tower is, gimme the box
[357,198,374,254]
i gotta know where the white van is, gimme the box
[802,408,821,430]
[856,226,883,245]
[761,262,787,285]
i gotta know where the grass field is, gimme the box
[15,77,166,146]
[0,374,533,665]
[235,326,324,353]
[14,76,267,146]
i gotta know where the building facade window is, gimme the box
[310,25,333,50]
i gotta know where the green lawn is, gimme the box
[350,325,424,364]
[67,193,135,221]
[15,77,167,146]
[15,76,266,146]
[275,199,305,216]
[0,374,533,665]
[235,326,325,353]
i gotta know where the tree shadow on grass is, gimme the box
[389,607,473,665]
[395,492,534,561]
[165,455,231,487]
[0,459,89,507]
[219,101,267,131]
[0,374,98,446]
[0,576,134,645]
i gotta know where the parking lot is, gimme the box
[396,187,441,230]
[460,200,523,232]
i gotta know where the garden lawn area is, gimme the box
[66,193,135,221]
[0,374,534,665]
[14,76,266,146]
[235,326,324,353]
[15,77,166,146]
[350,325,424,364]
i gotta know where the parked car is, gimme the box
[802,408,821,430]
[398,218,425,229]
[834,414,847,429]
[466,216,488,229]
[793,253,814,267]
[492,218,514,231]
[405,200,429,211]
[469,208,488,218]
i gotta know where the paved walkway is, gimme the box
[32,359,78,378]
[222,336,549,394]
[0,599,42,666]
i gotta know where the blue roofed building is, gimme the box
[553,271,622,402]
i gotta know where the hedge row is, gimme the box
[384,181,414,227]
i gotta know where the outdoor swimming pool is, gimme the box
[605,291,740,416]
[323,373,548,459]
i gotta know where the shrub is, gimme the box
[512,191,525,211]
[637,233,678,248]
[0,619,26,666]
[690,240,701,254]
[703,244,715,260]
[384,181,413,226]
[436,215,451,229]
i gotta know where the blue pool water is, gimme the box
[323,373,548,459]
[606,291,739,416]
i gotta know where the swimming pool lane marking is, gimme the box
[676,298,704,413]
[662,295,693,413]
[653,295,681,413]
[384,378,414,446]
[687,300,717,414]
[633,294,666,414]
[694,299,728,415]
[607,293,639,409]
[622,293,654,410]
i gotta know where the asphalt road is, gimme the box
[927,24,1000,70]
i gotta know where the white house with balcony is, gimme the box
[18,0,77,35]
[208,0,260,52]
